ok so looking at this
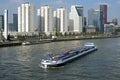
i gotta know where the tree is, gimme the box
[53,27,57,36]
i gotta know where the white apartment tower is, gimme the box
[18,2,35,32]
[56,7,68,33]
[4,9,8,39]
[69,5,84,32]
[38,5,53,35]
[53,11,57,31]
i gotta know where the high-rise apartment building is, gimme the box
[0,15,4,41]
[69,5,84,32]
[55,7,68,33]
[0,15,4,30]
[53,11,57,31]
[4,9,8,39]
[37,5,53,35]
[13,14,18,31]
[100,4,107,24]
[8,14,18,32]
[37,9,41,33]
[18,2,35,32]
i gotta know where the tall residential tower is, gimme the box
[55,7,68,33]
[69,5,84,32]
[18,2,35,32]
[38,5,53,35]
[3,9,8,39]
[0,15,4,30]
[13,14,18,32]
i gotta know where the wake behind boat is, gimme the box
[41,43,97,69]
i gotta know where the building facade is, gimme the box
[0,15,4,41]
[13,14,18,32]
[55,7,68,34]
[88,9,100,31]
[112,18,118,25]
[100,10,104,32]
[3,9,8,39]
[88,9,104,32]
[104,23,115,35]
[18,2,35,32]
[9,14,18,32]
[0,15,4,30]
[100,4,107,24]
[53,11,57,32]
[38,5,53,35]
[69,5,84,33]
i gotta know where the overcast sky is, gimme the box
[0,0,120,24]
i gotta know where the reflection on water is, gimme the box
[17,46,32,62]
[0,38,120,80]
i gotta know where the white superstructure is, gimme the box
[69,5,84,32]
[18,2,35,32]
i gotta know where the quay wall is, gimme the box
[0,42,22,47]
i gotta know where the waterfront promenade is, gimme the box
[0,35,120,48]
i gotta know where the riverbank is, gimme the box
[0,42,21,48]
[52,35,120,42]
[0,35,120,48]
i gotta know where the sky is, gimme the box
[0,0,120,24]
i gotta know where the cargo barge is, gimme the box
[41,43,97,68]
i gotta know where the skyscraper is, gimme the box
[100,4,107,24]
[53,11,57,32]
[38,5,53,35]
[37,9,41,33]
[0,15,4,30]
[18,2,35,32]
[100,10,104,32]
[55,7,68,33]
[69,5,84,32]
[88,9,100,31]
[13,14,18,31]
[4,9,8,39]
[88,9,104,32]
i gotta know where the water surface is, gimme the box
[0,38,120,80]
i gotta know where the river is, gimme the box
[0,38,120,80]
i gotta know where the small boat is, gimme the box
[41,43,97,69]
[22,41,51,45]
[22,41,31,45]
